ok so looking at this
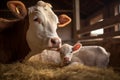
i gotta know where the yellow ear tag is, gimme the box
[15,7,20,14]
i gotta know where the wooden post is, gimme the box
[72,0,80,41]
[103,3,115,34]
[74,0,80,31]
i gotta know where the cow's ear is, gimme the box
[58,14,71,27]
[7,1,27,19]
[72,43,82,52]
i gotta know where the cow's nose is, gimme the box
[50,37,61,48]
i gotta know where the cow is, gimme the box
[0,1,71,63]
[59,43,110,68]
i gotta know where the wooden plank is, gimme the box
[62,37,120,45]
[54,10,72,13]
[0,9,72,13]
[103,2,115,34]
[94,0,104,6]
[78,31,120,40]
[77,14,120,34]
[0,10,9,12]
[80,38,120,45]
[74,0,80,30]
[72,0,80,40]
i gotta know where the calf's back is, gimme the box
[72,46,110,67]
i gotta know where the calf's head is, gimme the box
[7,1,71,51]
[60,43,82,65]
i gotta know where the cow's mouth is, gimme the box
[47,47,59,51]
[48,41,61,51]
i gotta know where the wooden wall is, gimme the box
[77,1,120,69]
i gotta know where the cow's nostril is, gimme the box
[51,39,56,44]
[50,37,61,48]
[51,38,60,45]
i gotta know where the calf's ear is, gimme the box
[7,1,27,19]
[58,14,71,27]
[72,43,82,51]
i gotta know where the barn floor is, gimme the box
[0,61,120,80]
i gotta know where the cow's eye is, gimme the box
[33,18,41,23]
[44,7,49,11]
[33,18,38,21]
[44,8,47,10]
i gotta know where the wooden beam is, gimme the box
[77,14,120,34]
[0,9,73,13]
[78,31,120,40]
[80,10,89,15]
[94,0,105,6]
[103,2,115,34]
[54,10,72,13]
[0,10,9,12]
[60,0,73,8]
[80,38,120,45]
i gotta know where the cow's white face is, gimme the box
[27,1,61,52]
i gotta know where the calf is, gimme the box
[0,1,71,63]
[29,50,61,64]
[59,43,110,68]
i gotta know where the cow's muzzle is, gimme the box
[49,37,61,49]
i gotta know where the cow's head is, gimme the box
[7,1,71,51]
[60,43,82,65]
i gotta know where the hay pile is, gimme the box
[0,61,120,80]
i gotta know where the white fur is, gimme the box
[29,50,61,64]
[60,44,110,68]
[24,1,61,61]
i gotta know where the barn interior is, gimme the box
[0,0,120,74]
